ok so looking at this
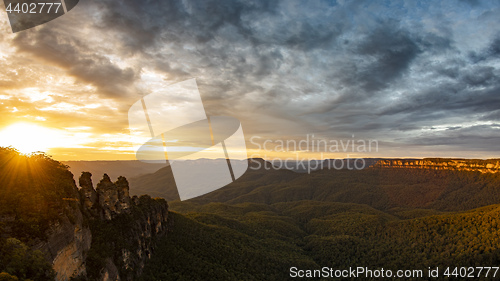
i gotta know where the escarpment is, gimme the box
[373,158,500,173]
[0,149,170,281]
[34,172,170,281]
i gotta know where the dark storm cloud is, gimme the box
[353,21,421,92]
[94,0,277,53]
[95,0,347,53]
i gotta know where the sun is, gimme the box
[0,123,65,154]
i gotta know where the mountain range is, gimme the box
[137,158,500,280]
[3,152,500,280]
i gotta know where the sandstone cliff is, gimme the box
[76,173,170,281]
[32,206,92,281]
[373,158,500,173]
[0,149,170,281]
[36,172,169,281]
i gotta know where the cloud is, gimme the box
[488,34,500,57]
[410,124,500,151]
[1,0,500,158]
[12,27,137,99]
[353,21,422,92]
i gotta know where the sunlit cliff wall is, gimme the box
[373,158,500,173]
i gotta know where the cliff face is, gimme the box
[31,202,91,281]
[92,196,170,281]
[373,158,500,173]
[36,172,169,281]
[0,149,170,281]
[78,173,169,281]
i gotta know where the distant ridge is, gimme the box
[373,158,500,173]
[64,158,500,185]
[63,160,166,181]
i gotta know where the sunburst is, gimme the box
[0,123,65,154]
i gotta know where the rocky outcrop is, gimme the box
[116,176,131,213]
[29,172,169,281]
[77,173,169,281]
[95,174,132,220]
[97,194,170,281]
[80,171,97,211]
[0,150,169,281]
[373,158,500,173]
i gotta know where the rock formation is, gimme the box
[80,171,97,211]
[76,172,169,281]
[0,149,169,281]
[31,172,169,281]
[98,194,170,281]
[95,174,132,220]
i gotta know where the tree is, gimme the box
[0,239,55,281]
[0,272,19,281]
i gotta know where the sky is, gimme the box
[0,0,500,160]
